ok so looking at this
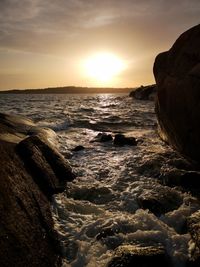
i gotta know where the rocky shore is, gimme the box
[1,24,200,267]
[0,113,75,267]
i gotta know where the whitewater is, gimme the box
[0,93,199,267]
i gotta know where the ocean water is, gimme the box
[0,93,199,267]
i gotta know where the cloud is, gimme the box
[0,0,200,89]
[0,0,200,55]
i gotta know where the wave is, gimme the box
[37,119,71,132]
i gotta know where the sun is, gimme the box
[83,52,126,84]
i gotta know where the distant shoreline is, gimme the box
[0,86,134,94]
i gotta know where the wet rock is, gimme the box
[64,240,79,262]
[107,245,171,267]
[92,132,113,142]
[17,135,75,199]
[96,227,118,240]
[137,186,183,216]
[0,112,35,136]
[154,24,200,163]
[161,168,200,195]
[187,211,200,265]
[114,134,137,146]
[129,84,157,101]
[72,145,85,151]
[136,154,166,177]
[0,144,61,267]
[166,157,196,171]
[68,185,112,204]
[0,113,75,267]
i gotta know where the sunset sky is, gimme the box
[0,0,200,90]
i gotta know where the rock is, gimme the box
[114,134,137,146]
[129,84,157,100]
[137,185,183,216]
[17,135,75,199]
[107,245,171,267]
[136,154,166,177]
[161,168,200,195]
[153,24,200,163]
[68,185,112,205]
[96,227,117,241]
[0,112,57,145]
[0,142,61,267]
[91,132,113,143]
[0,113,75,267]
[187,211,200,265]
[72,145,85,152]
[0,112,35,135]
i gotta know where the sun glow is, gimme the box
[84,52,126,83]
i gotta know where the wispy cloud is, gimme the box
[0,0,200,89]
[1,0,200,54]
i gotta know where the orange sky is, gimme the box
[0,0,200,90]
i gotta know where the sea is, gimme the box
[0,93,199,267]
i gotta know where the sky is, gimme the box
[0,0,200,90]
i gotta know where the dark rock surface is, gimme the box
[72,145,85,151]
[154,24,200,163]
[161,168,200,195]
[129,84,156,101]
[91,132,113,143]
[0,113,75,267]
[137,185,183,216]
[107,245,171,267]
[96,227,116,241]
[17,135,75,199]
[114,134,137,146]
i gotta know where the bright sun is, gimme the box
[84,52,126,83]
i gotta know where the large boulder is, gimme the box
[0,113,75,267]
[153,24,200,163]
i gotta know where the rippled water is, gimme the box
[0,93,199,267]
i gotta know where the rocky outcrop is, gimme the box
[129,85,156,101]
[107,245,171,267]
[153,24,200,163]
[0,113,75,267]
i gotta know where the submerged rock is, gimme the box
[129,84,157,101]
[72,145,85,151]
[154,24,200,163]
[161,168,200,195]
[114,134,137,146]
[107,245,171,267]
[137,185,183,216]
[96,227,118,241]
[91,132,113,143]
[0,113,75,267]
